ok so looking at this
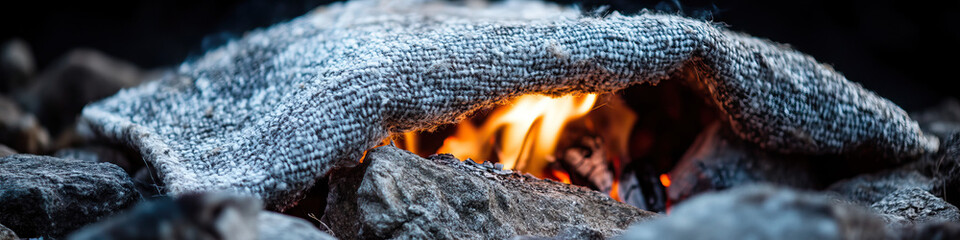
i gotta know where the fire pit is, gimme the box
[1,0,958,239]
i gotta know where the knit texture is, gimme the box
[81,0,937,209]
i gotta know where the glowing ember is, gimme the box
[659,173,671,188]
[551,169,572,184]
[610,179,621,201]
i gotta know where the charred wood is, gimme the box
[667,123,821,203]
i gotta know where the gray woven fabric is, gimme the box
[80,0,937,209]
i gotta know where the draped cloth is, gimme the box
[81,0,937,209]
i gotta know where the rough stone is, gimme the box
[507,226,605,240]
[18,49,153,135]
[667,123,819,203]
[913,98,960,139]
[258,211,335,240]
[616,185,889,240]
[0,144,14,157]
[0,154,140,238]
[0,223,18,240]
[932,133,960,200]
[825,132,960,228]
[68,193,261,240]
[0,39,34,93]
[907,132,960,210]
[898,221,960,240]
[0,94,50,154]
[871,188,960,225]
[323,145,656,239]
[827,168,935,205]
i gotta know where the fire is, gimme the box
[436,94,598,174]
[402,131,419,154]
[396,93,637,202]
[659,173,671,188]
[551,169,572,184]
[610,179,621,201]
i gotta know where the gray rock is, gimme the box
[0,144,14,157]
[0,95,50,154]
[323,146,656,240]
[0,223,18,240]
[507,226,604,240]
[897,221,960,240]
[826,133,960,228]
[616,185,888,240]
[68,193,261,240]
[0,154,139,238]
[827,168,934,205]
[19,49,152,135]
[258,211,335,240]
[913,98,960,139]
[933,133,960,197]
[668,123,819,203]
[0,39,34,93]
[871,188,960,225]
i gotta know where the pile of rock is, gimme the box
[0,40,334,239]
[3,0,960,238]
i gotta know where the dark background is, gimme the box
[2,0,957,111]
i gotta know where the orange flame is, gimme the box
[610,179,621,201]
[396,93,639,201]
[659,173,671,188]
[551,169,572,184]
[402,131,419,154]
[436,94,598,175]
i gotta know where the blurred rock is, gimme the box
[667,123,819,203]
[898,221,960,240]
[912,98,960,139]
[827,168,934,205]
[0,154,139,238]
[0,223,18,240]
[871,188,960,225]
[0,39,34,93]
[18,49,157,135]
[507,226,605,240]
[68,193,261,240]
[0,95,50,154]
[51,124,92,152]
[55,145,137,174]
[827,132,960,228]
[942,133,960,160]
[258,211,335,240]
[925,132,960,210]
[0,144,14,157]
[616,185,888,240]
[324,146,655,239]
